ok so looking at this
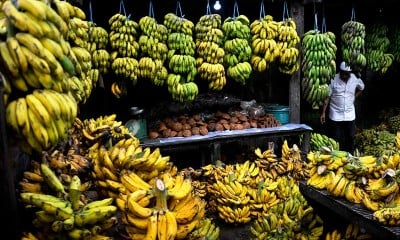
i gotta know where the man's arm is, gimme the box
[320,95,330,124]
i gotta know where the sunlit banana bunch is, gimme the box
[19,166,117,240]
[250,15,279,72]
[115,175,206,240]
[73,114,133,146]
[138,16,169,86]
[301,30,337,109]
[310,132,340,151]
[341,20,367,73]
[187,217,220,240]
[164,13,199,102]
[365,23,394,74]
[0,0,82,94]
[276,18,300,74]
[195,14,226,91]
[222,15,252,84]
[5,89,77,154]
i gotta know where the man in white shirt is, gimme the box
[320,61,365,154]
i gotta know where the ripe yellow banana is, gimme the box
[0,41,20,77]
[127,190,153,218]
[5,100,21,135]
[74,205,117,226]
[68,228,92,240]
[167,175,193,200]
[27,107,50,150]
[6,36,28,72]
[125,212,149,230]
[143,213,158,240]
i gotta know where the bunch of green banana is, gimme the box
[88,23,110,75]
[164,12,199,102]
[276,18,301,74]
[310,132,340,151]
[188,217,220,240]
[388,114,400,132]
[341,20,367,73]
[138,16,169,86]
[250,15,279,72]
[355,128,397,157]
[223,15,252,84]
[301,30,337,109]
[365,23,393,74]
[0,0,80,93]
[5,89,77,153]
[390,27,400,64]
[195,14,226,91]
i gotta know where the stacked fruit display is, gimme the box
[355,128,397,156]
[341,20,367,73]
[195,13,226,91]
[276,18,301,74]
[301,29,337,109]
[108,13,140,87]
[164,12,199,102]
[365,23,394,74]
[306,146,400,222]
[250,15,279,72]
[222,15,253,84]
[138,16,169,86]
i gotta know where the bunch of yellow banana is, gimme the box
[301,29,337,109]
[108,13,139,58]
[111,57,139,85]
[250,15,279,72]
[195,14,226,91]
[191,180,208,198]
[324,229,342,240]
[109,81,126,99]
[341,20,367,73]
[217,205,251,224]
[66,16,89,49]
[310,132,340,151]
[223,15,252,84]
[373,205,400,225]
[343,223,373,239]
[137,16,169,86]
[247,184,280,215]
[5,89,77,153]
[91,49,110,75]
[326,171,350,198]
[275,18,300,74]
[280,140,308,180]
[187,217,220,240]
[365,175,400,201]
[87,23,109,51]
[307,170,335,190]
[365,23,393,74]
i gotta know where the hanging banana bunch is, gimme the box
[222,2,252,85]
[164,7,199,103]
[108,8,140,89]
[138,2,169,87]
[390,26,400,64]
[365,23,393,74]
[301,24,337,109]
[195,10,226,91]
[341,16,367,73]
[276,19,300,74]
[87,16,110,75]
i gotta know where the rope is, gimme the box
[351,6,356,21]
[148,0,155,18]
[233,0,239,18]
[282,0,290,21]
[259,0,265,20]
[119,0,127,16]
[176,1,184,18]
[89,0,93,22]
[206,0,212,15]
[313,0,319,32]
[321,2,326,33]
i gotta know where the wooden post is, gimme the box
[289,0,304,123]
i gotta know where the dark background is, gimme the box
[77,0,400,129]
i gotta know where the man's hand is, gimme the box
[320,113,326,124]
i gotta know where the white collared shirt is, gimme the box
[328,73,365,121]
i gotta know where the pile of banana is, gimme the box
[5,89,77,154]
[365,23,394,74]
[250,15,280,72]
[276,18,301,74]
[301,29,337,109]
[138,16,169,86]
[222,15,253,84]
[250,177,324,240]
[325,223,373,240]
[390,27,400,64]
[108,13,140,85]
[310,132,340,151]
[388,114,400,133]
[0,0,84,95]
[88,22,110,75]
[187,217,220,240]
[164,12,199,102]
[355,128,397,156]
[341,20,367,73]
[195,13,227,91]
[116,175,207,239]
[18,163,117,240]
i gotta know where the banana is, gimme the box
[16,0,47,20]
[173,197,200,224]
[164,210,178,240]
[0,41,20,78]
[44,4,68,36]
[27,107,50,150]
[69,175,81,211]
[40,163,65,194]
[175,216,199,239]
[120,171,151,193]
[20,45,51,75]
[35,210,56,223]
[167,175,193,200]
[32,89,62,121]
[127,190,153,218]
[5,100,21,135]
[25,93,53,128]
[1,0,43,37]
[143,213,158,240]
[6,36,28,72]
[68,228,92,240]
[74,205,117,226]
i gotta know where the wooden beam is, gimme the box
[289,0,304,123]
